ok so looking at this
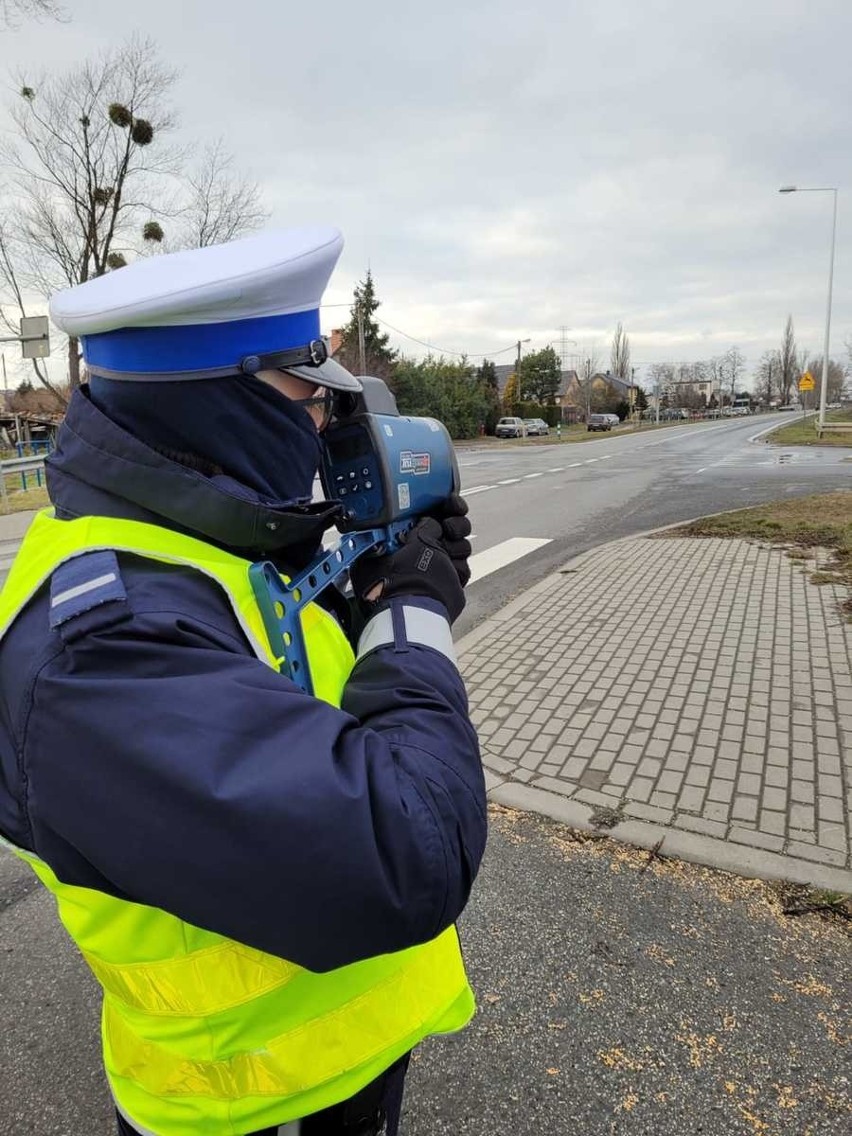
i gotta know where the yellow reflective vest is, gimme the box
[0,510,475,1136]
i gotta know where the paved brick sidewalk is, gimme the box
[458,535,852,891]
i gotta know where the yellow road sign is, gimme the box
[798,372,815,391]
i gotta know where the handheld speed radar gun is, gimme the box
[250,377,460,693]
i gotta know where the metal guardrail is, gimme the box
[0,453,47,504]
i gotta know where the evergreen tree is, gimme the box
[519,347,560,404]
[392,355,492,439]
[476,358,501,430]
[634,386,648,412]
[334,269,398,380]
[478,358,498,389]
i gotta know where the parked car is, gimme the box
[523,418,550,436]
[587,414,612,432]
[495,416,527,438]
[604,413,621,427]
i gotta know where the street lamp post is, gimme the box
[515,337,531,396]
[779,185,838,435]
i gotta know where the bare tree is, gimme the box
[1,0,63,29]
[721,345,746,406]
[0,222,64,406]
[800,356,845,405]
[1,40,268,397]
[180,139,267,249]
[610,321,630,378]
[648,362,674,408]
[578,349,600,418]
[778,314,798,406]
[0,38,181,391]
[754,349,780,407]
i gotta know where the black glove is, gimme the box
[428,492,473,588]
[350,516,467,623]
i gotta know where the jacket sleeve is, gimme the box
[19,569,487,972]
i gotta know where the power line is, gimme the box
[323,304,521,359]
[374,318,519,359]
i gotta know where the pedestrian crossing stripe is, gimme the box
[468,538,552,583]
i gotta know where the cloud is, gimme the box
[4,0,851,388]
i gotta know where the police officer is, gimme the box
[0,228,487,1136]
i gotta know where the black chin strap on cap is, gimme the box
[240,339,328,376]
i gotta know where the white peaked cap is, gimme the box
[48,226,362,390]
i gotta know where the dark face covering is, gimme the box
[88,373,324,507]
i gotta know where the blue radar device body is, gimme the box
[250,377,460,693]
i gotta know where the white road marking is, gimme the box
[463,484,492,494]
[468,537,552,584]
[693,457,728,475]
[523,472,545,479]
[568,461,583,468]
[585,458,600,463]
[548,467,565,473]
[498,477,521,485]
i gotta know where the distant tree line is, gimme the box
[645,317,849,411]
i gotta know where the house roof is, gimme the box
[591,372,637,395]
[495,364,580,398]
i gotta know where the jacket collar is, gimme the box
[46,389,341,556]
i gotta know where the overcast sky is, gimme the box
[4,0,852,387]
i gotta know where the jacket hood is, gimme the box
[47,387,341,558]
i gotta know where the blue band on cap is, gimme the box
[81,309,321,375]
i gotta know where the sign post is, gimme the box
[798,372,815,420]
[0,315,51,359]
[19,316,50,359]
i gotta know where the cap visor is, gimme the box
[286,357,362,392]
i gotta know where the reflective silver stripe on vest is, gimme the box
[357,604,456,666]
[114,1095,302,1135]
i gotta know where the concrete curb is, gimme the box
[485,778,852,894]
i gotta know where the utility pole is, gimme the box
[515,338,530,395]
[356,301,366,376]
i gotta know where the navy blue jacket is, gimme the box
[0,391,486,972]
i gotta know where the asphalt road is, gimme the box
[404,807,851,1136]
[2,808,848,1135]
[0,416,849,1134]
[455,415,850,637]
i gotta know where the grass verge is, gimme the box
[766,407,852,447]
[0,483,49,515]
[665,491,852,620]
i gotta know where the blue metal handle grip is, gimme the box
[249,520,414,694]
